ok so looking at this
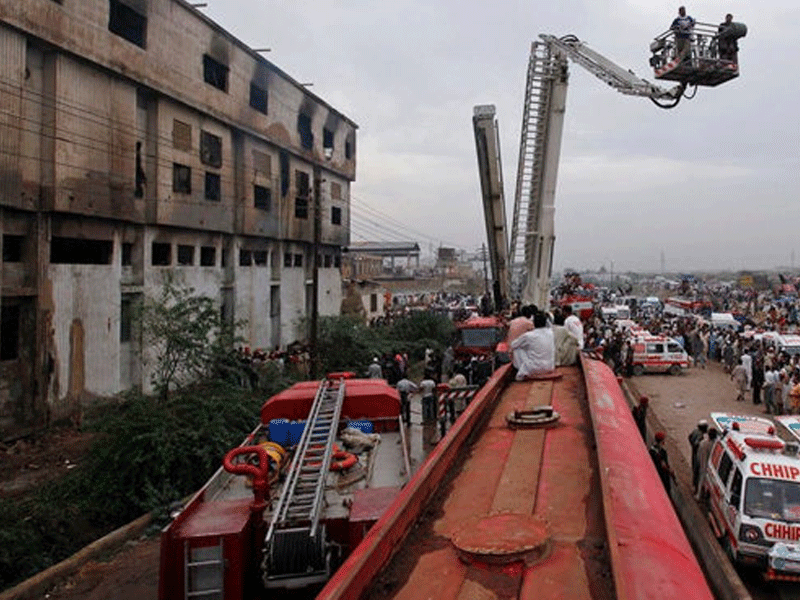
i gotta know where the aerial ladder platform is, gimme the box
[494,29,745,307]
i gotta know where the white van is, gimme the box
[711,312,741,331]
[702,413,800,580]
[630,334,690,375]
[776,335,800,356]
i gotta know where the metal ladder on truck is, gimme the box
[262,377,346,588]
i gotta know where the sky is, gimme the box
[202,1,800,274]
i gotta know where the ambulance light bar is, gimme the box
[744,437,784,451]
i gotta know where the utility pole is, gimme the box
[310,166,321,379]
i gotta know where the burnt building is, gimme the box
[0,0,356,435]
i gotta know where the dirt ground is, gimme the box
[4,363,773,600]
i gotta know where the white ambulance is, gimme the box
[629,333,690,376]
[702,413,800,579]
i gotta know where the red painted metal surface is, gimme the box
[317,359,714,600]
[581,355,714,600]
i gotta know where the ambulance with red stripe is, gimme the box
[702,413,800,579]
[629,333,690,376]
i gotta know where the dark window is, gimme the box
[50,237,113,264]
[294,254,303,267]
[173,163,191,193]
[297,113,313,150]
[121,242,133,266]
[200,246,216,267]
[295,197,308,219]
[717,452,734,486]
[203,54,228,92]
[1,303,20,361]
[135,141,146,197]
[730,468,743,509]
[295,170,310,219]
[205,172,221,201]
[334,254,341,268]
[323,128,334,158]
[345,138,353,160]
[152,242,170,266]
[177,245,194,265]
[120,294,134,343]
[254,185,271,210]
[221,248,228,268]
[284,252,292,267]
[331,206,342,225]
[108,0,146,48]
[239,249,252,266]
[253,251,268,266]
[2,235,23,262]
[200,131,222,167]
[250,83,268,114]
[323,254,332,268]
[370,294,378,312]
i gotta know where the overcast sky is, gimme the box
[204,1,798,274]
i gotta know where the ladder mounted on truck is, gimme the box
[263,377,346,588]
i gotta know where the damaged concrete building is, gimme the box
[0,0,356,436]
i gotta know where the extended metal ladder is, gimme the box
[263,378,346,587]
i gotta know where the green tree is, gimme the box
[138,278,242,399]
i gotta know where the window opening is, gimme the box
[295,170,310,219]
[177,245,194,266]
[121,242,133,266]
[323,128,334,159]
[200,246,216,267]
[284,253,292,267]
[135,141,146,197]
[239,250,252,266]
[253,251,268,266]
[203,54,228,92]
[298,113,313,150]
[254,185,271,210]
[2,235,23,262]
[294,254,303,267]
[205,172,221,201]
[331,206,342,225]
[200,131,222,167]
[173,163,191,193]
[50,237,113,264]
[108,0,146,48]
[250,83,268,114]
[151,242,171,266]
[120,294,134,342]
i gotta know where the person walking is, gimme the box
[688,419,708,493]
[731,358,748,402]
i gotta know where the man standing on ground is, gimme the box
[695,428,718,501]
[731,358,748,402]
[419,374,437,423]
[395,377,418,426]
[649,431,673,493]
[688,419,708,493]
[632,396,649,441]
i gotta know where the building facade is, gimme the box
[0,0,356,434]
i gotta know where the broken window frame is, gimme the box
[203,54,228,92]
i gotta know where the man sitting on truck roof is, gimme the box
[511,311,555,380]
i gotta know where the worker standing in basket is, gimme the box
[671,6,695,62]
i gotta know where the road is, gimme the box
[629,361,800,600]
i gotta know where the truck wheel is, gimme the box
[632,365,644,376]
[669,365,682,376]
